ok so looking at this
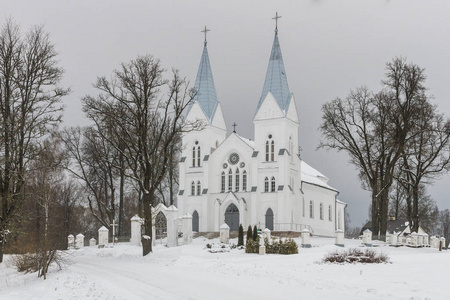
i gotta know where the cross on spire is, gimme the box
[232,122,238,133]
[201,26,210,45]
[272,12,282,33]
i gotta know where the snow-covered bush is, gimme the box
[245,237,298,254]
[323,248,389,264]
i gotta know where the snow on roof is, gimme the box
[301,161,338,192]
[235,134,255,149]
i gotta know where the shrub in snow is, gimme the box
[10,250,66,277]
[323,248,389,264]
[247,225,253,242]
[245,237,298,255]
[238,224,244,247]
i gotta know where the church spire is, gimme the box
[188,26,219,122]
[256,13,291,114]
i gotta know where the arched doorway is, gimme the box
[265,208,274,230]
[225,203,239,231]
[155,211,167,240]
[192,210,199,232]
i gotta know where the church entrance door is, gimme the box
[192,210,199,232]
[265,208,274,230]
[225,204,239,231]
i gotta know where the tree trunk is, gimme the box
[412,184,420,233]
[0,241,4,263]
[141,178,153,256]
[379,188,389,242]
[371,189,380,240]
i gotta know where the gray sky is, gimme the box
[3,0,450,227]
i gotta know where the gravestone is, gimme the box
[259,233,266,255]
[335,229,344,247]
[440,237,446,251]
[389,233,397,246]
[98,226,109,246]
[75,233,84,248]
[411,232,418,247]
[68,234,75,249]
[263,228,271,243]
[301,228,311,248]
[220,223,230,244]
[89,238,97,247]
[182,213,193,245]
[166,205,178,248]
[130,214,143,246]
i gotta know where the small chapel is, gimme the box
[178,17,346,237]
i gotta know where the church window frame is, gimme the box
[320,203,324,220]
[302,198,305,217]
[221,172,225,193]
[309,200,314,219]
[242,170,247,191]
[191,181,196,196]
[271,176,276,192]
[197,146,201,167]
[271,140,275,161]
[265,141,269,161]
[235,168,240,192]
[197,181,201,196]
[328,205,333,221]
[264,177,269,192]
[228,169,233,191]
[192,147,196,167]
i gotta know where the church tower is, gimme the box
[178,27,226,227]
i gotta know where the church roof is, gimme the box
[187,41,219,122]
[256,30,291,114]
[301,161,338,192]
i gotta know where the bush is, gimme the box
[10,249,66,277]
[323,248,389,264]
[238,224,244,247]
[245,237,299,255]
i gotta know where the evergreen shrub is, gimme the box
[247,225,253,242]
[238,224,244,246]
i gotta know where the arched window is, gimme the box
[320,203,324,220]
[191,181,195,196]
[235,168,240,192]
[192,210,199,232]
[338,210,342,230]
[264,177,269,192]
[310,200,314,218]
[228,169,233,191]
[197,146,201,167]
[192,147,196,167]
[271,140,275,161]
[329,205,332,221]
[221,172,225,192]
[197,181,201,196]
[265,141,269,162]
[271,176,276,192]
[242,170,247,191]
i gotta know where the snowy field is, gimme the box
[0,237,448,300]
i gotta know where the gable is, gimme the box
[185,101,210,125]
[286,94,299,124]
[254,92,284,121]
[211,102,227,131]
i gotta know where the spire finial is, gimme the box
[201,26,210,45]
[232,122,238,133]
[272,12,282,33]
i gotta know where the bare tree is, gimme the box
[0,20,69,263]
[82,55,197,255]
[320,58,429,241]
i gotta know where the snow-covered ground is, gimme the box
[0,237,448,300]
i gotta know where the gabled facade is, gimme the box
[178,26,345,236]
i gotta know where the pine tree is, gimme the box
[253,225,258,241]
[247,225,253,242]
[238,224,244,246]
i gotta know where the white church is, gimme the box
[177,22,346,237]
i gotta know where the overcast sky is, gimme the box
[3,0,450,227]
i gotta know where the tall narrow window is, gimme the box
[221,172,225,192]
[197,181,201,196]
[264,177,269,192]
[310,200,314,218]
[328,205,332,221]
[289,139,293,162]
[271,176,276,192]
[228,169,232,191]
[265,141,269,162]
[192,147,196,167]
[235,168,240,192]
[302,198,305,217]
[320,203,324,220]
[242,171,247,191]
[197,146,201,167]
[191,181,195,196]
[271,140,275,161]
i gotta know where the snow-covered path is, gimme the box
[1,237,449,299]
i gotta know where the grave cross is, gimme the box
[110,219,118,244]
[232,122,237,133]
